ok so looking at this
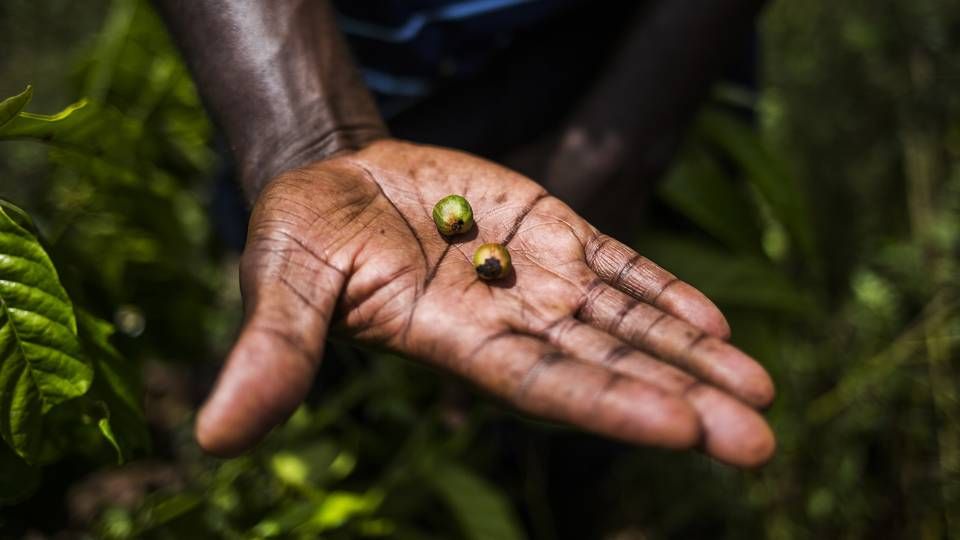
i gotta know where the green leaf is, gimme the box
[312,490,383,531]
[77,309,149,462]
[97,415,122,463]
[270,441,354,488]
[135,492,204,534]
[0,98,96,142]
[0,198,38,235]
[659,145,764,253]
[0,86,33,129]
[637,233,820,319]
[0,98,141,174]
[0,203,91,461]
[696,108,818,263]
[427,461,526,540]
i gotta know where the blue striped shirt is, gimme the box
[332,0,583,99]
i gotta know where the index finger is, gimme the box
[584,234,731,339]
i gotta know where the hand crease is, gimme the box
[516,351,567,402]
[608,299,640,334]
[501,191,549,246]
[278,275,331,318]
[584,234,613,271]
[614,254,643,288]
[637,312,670,347]
[651,277,680,306]
[602,345,633,366]
[268,229,346,277]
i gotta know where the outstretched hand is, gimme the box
[196,140,775,467]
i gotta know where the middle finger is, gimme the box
[578,284,775,409]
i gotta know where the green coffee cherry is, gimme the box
[473,243,512,280]
[432,194,474,236]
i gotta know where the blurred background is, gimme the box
[1,0,959,538]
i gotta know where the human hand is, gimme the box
[196,140,775,467]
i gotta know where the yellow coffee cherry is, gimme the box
[473,243,512,280]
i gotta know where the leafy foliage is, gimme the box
[0,200,90,460]
[0,89,146,502]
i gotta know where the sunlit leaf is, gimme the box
[0,86,33,130]
[313,490,383,531]
[96,415,122,463]
[0,203,91,460]
[0,98,121,157]
[270,441,353,488]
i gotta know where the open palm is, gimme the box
[197,140,775,467]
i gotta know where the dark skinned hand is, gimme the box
[197,139,776,467]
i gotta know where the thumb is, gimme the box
[196,251,345,457]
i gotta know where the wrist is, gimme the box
[239,121,388,202]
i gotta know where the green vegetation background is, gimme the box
[1,0,958,538]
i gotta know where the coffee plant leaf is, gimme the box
[0,86,33,129]
[0,203,91,461]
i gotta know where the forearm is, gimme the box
[153,0,388,200]
[548,0,766,205]
[580,0,765,146]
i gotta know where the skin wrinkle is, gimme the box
[261,194,323,221]
[338,264,419,316]
[586,234,685,305]
[585,235,616,277]
[519,253,594,302]
[278,275,331,317]
[357,165,430,274]
[423,243,453,290]
[264,228,346,276]
[681,379,704,397]
[614,253,643,288]
[516,351,569,402]
[501,192,549,246]
[510,220,583,247]
[246,324,313,364]
[463,329,515,367]
[257,210,310,227]
[602,344,634,366]
[343,294,411,340]
[608,298,641,335]
[637,311,670,347]
[574,277,607,319]
[541,317,579,345]
[681,331,709,358]
[473,203,533,222]
[651,277,680,306]
[602,372,627,392]
[589,372,633,423]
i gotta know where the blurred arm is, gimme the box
[152,0,388,201]
[544,0,767,210]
